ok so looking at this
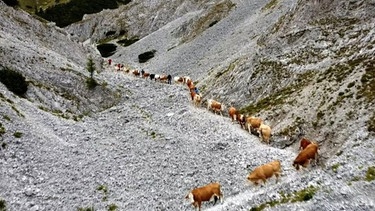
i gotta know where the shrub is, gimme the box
[0,198,6,211]
[86,56,96,79]
[3,0,19,7]
[97,44,117,58]
[0,67,28,97]
[36,0,132,27]
[14,132,23,138]
[138,50,156,63]
[86,78,98,90]
[365,166,375,182]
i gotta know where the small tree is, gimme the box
[87,56,96,79]
[86,56,98,89]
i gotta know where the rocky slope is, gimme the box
[0,0,374,211]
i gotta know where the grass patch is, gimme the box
[0,123,5,135]
[365,166,375,182]
[241,71,315,114]
[261,0,278,12]
[13,131,23,138]
[77,206,94,211]
[331,163,340,173]
[0,198,6,211]
[357,60,375,103]
[250,186,318,211]
[368,112,375,133]
[108,204,118,211]
[96,185,108,202]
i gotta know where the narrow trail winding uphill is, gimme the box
[93,65,305,210]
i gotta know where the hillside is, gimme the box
[1,0,375,211]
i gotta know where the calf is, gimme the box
[228,106,237,123]
[186,182,224,211]
[299,138,312,151]
[246,116,263,134]
[207,99,225,116]
[247,160,281,186]
[258,123,272,144]
[293,142,319,170]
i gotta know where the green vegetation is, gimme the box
[97,185,108,202]
[331,163,340,173]
[108,204,118,211]
[365,166,375,182]
[3,116,11,121]
[0,197,6,211]
[368,112,375,133]
[3,0,18,7]
[278,117,305,137]
[261,0,278,12]
[240,70,315,114]
[250,186,318,211]
[117,37,140,47]
[357,60,375,102]
[0,67,28,97]
[35,0,131,27]
[86,56,98,90]
[78,206,94,211]
[215,59,238,78]
[13,132,23,138]
[0,123,5,135]
[97,44,117,58]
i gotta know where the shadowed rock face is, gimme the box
[0,0,375,211]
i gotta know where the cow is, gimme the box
[183,76,192,84]
[132,69,140,76]
[258,123,272,144]
[293,142,319,170]
[237,114,247,129]
[207,99,225,116]
[193,92,202,107]
[299,138,312,151]
[174,76,184,84]
[159,74,169,83]
[142,72,150,78]
[150,74,155,80]
[187,79,195,90]
[228,106,237,123]
[247,160,281,186]
[185,182,224,211]
[246,116,263,134]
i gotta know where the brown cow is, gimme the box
[186,182,224,211]
[228,106,237,123]
[247,160,281,186]
[293,142,319,170]
[258,123,272,144]
[299,138,312,151]
[207,99,225,116]
[246,116,263,134]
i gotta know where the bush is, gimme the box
[138,50,156,63]
[0,67,28,97]
[97,44,117,58]
[86,78,98,90]
[3,0,19,7]
[36,0,132,27]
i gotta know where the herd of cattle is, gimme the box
[106,60,320,211]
